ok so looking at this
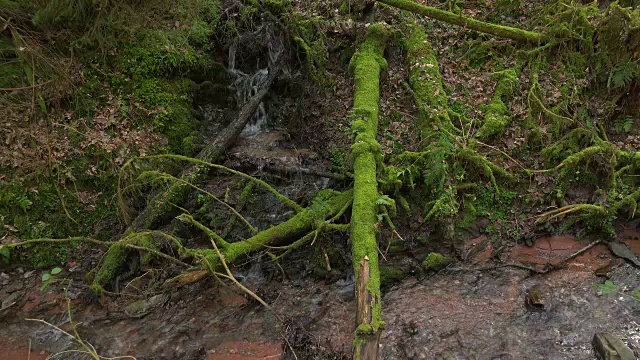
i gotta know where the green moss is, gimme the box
[475,69,517,139]
[348,25,389,348]
[404,24,453,141]
[284,10,329,84]
[339,0,350,14]
[264,0,286,14]
[137,233,158,265]
[380,265,411,287]
[496,0,520,13]
[379,0,545,43]
[92,242,128,295]
[133,78,198,154]
[527,73,573,137]
[541,128,598,165]
[188,20,213,45]
[466,40,497,68]
[422,252,449,270]
[119,29,209,79]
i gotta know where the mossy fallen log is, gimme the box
[349,23,389,360]
[92,189,352,294]
[378,0,545,43]
[181,189,353,266]
[404,24,455,142]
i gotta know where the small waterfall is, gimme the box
[227,30,282,137]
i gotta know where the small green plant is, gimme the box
[593,280,617,295]
[633,288,640,301]
[40,267,63,291]
[614,116,633,134]
[330,148,347,172]
[0,246,9,264]
[608,60,636,89]
[16,195,32,212]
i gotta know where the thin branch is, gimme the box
[138,154,302,212]
[476,141,525,170]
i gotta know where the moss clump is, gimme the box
[278,4,329,84]
[380,265,411,287]
[475,69,518,140]
[422,252,449,271]
[496,0,520,13]
[466,40,497,68]
[132,78,199,154]
[91,242,128,295]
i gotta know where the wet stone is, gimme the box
[608,242,640,267]
[0,272,10,286]
[1,291,22,309]
[592,332,635,360]
[124,294,168,318]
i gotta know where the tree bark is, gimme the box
[349,24,389,360]
[378,0,545,43]
[126,61,283,231]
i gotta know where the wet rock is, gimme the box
[592,332,635,360]
[422,252,450,271]
[3,281,24,293]
[608,242,640,267]
[525,286,545,311]
[207,340,283,360]
[124,294,168,318]
[0,272,9,286]
[594,258,626,278]
[2,291,22,309]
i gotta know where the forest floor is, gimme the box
[2,0,640,358]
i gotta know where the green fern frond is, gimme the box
[608,60,635,89]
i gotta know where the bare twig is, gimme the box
[208,232,283,322]
[476,141,525,170]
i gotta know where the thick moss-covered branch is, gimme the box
[349,23,388,360]
[90,231,192,294]
[404,24,455,142]
[181,189,353,267]
[379,0,545,43]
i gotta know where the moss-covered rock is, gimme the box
[422,252,449,271]
[380,264,411,287]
